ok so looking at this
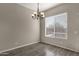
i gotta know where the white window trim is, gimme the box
[45,12,68,39]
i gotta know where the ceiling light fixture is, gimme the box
[32,3,45,20]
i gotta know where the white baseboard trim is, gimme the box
[0,41,39,54]
[41,41,79,52]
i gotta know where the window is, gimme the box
[45,13,67,39]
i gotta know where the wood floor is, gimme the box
[0,42,79,56]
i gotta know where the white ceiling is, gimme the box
[18,3,60,11]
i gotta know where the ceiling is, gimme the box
[18,3,60,11]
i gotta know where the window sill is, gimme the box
[45,36,67,39]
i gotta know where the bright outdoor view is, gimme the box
[45,13,67,39]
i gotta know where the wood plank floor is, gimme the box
[0,42,79,56]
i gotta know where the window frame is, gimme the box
[45,13,68,39]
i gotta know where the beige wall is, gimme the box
[0,4,40,52]
[41,3,79,52]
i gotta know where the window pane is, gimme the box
[45,16,55,37]
[45,13,67,39]
[55,13,67,33]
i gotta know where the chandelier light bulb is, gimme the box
[40,12,44,15]
[32,14,34,16]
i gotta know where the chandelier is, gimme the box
[32,3,45,20]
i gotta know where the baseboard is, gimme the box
[0,41,40,54]
[41,41,79,52]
